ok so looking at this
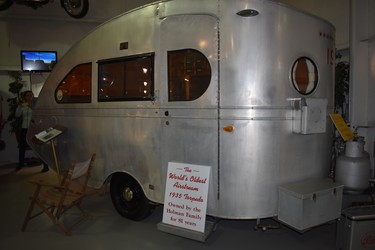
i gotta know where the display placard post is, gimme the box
[33,125,67,183]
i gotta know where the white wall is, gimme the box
[0,1,121,164]
[0,71,19,164]
[277,0,350,49]
[280,0,374,175]
[0,0,156,164]
[0,1,126,70]
[350,0,375,174]
[0,13,97,164]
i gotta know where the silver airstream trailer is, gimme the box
[29,0,337,227]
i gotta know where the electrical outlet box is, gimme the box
[292,98,328,134]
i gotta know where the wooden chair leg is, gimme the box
[22,201,35,232]
[53,220,72,236]
[76,204,91,219]
[36,203,72,236]
[21,185,41,232]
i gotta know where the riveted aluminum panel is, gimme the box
[29,0,335,220]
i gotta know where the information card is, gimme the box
[162,162,211,233]
[329,113,354,141]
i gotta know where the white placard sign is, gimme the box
[162,162,211,233]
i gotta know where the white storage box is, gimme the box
[336,205,375,250]
[278,179,343,231]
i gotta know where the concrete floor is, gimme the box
[0,164,339,250]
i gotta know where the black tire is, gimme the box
[60,0,88,19]
[110,173,154,221]
[0,0,13,11]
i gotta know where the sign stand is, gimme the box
[33,125,67,183]
[157,219,216,242]
[157,162,215,242]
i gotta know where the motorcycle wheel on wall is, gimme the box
[0,0,13,11]
[61,0,88,18]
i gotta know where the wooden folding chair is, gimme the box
[21,153,96,235]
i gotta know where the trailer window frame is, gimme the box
[97,53,155,102]
[55,62,92,104]
[290,56,319,95]
[167,49,211,102]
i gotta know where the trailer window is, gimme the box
[98,54,154,101]
[291,57,318,95]
[55,63,92,103]
[168,49,211,101]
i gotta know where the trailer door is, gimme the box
[158,14,219,212]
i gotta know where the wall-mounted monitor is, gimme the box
[21,50,57,72]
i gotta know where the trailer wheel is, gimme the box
[110,173,153,221]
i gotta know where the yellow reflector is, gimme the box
[223,125,234,132]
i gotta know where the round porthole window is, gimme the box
[291,57,318,95]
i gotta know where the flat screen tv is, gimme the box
[21,50,57,72]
